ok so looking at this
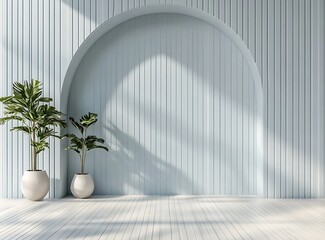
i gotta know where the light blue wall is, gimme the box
[1,0,324,198]
[68,13,262,195]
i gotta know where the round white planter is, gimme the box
[70,173,94,199]
[21,170,50,201]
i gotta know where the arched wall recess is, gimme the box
[62,5,264,196]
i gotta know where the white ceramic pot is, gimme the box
[70,173,94,199]
[21,170,50,201]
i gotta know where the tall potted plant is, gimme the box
[65,112,108,198]
[0,80,67,200]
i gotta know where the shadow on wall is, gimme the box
[67,13,261,195]
[103,123,196,194]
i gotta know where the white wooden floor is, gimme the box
[0,196,325,240]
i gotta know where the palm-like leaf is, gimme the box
[0,79,67,170]
[0,116,25,125]
[85,135,109,152]
[87,144,109,151]
[80,112,98,128]
[65,146,81,154]
[38,97,52,102]
[11,126,31,134]
[65,113,109,173]
[69,117,84,134]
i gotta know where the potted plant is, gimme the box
[65,112,108,198]
[0,79,67,200]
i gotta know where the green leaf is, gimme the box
[0,116,24,125]
[62,133,78,139]
[80,112,98,127]
[65,146,80,154]
[38,97,53,102]
[0,79,68,158]
[65,113,110,163]
[96,138,105,144]
[0,96,13,103]
[87,144,109,152]
[11,126,30,134]
[69,117,84,134]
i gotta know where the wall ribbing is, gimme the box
[67,13,261,195]
[1,0,324,198]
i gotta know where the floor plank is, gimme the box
[0,196,325,240]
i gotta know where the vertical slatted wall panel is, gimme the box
[68,14,259,195]
[1,0,324,197]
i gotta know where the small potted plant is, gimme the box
[0,80,67,201]
[65,112,108,198]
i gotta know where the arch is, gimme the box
[61,5,264,197]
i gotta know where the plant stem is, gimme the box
[80,127,86,174]
[31,129,36,171]
[30,122,37,171]
[29,122,32,171]
[80,148,84,174]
